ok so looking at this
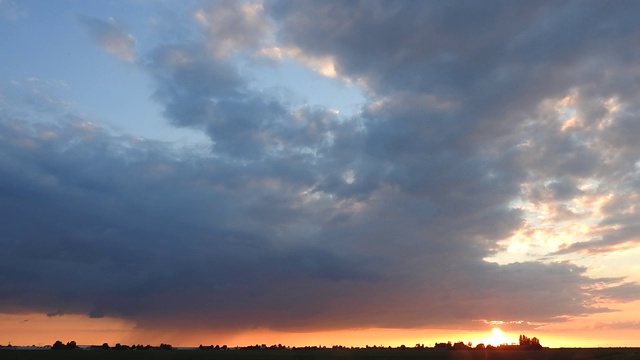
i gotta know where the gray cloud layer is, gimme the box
[2,0,640,334]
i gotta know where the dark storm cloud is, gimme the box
[3,0,640,335]
[0,116,369,325]
[0,114,619,332]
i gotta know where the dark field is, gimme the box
[2,349,640,360]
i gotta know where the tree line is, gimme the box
[6,334,542,351]
[434,335,542,351]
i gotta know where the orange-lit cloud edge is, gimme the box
[3,306,639,348]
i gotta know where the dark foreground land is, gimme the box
[2,348,640,360]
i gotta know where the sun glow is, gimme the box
[486,328,508,347]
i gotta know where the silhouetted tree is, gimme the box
[51,340,77,350]
[519,335,543,350]
[452,341,470,350]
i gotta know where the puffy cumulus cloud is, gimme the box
[4,0,640,337]
[195,0,272,59]
[146,42,343,164]
[276,47,338,78]
[77,15,137,63]
[512,89,640,255]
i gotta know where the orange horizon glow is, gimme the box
[2,312,640,349]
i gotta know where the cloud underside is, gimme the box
[2,0,640,333]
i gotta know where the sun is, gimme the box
[486,327,507,347]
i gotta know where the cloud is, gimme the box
[77,15,137,63]
[3,0,640,339]
[0,112,627,334]
[594,283,640,303]
[595,321,640,330]
[262,0,640,259]
[195,0,272,59]
[46,310,64,318]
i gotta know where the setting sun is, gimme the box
[485,328,509,347]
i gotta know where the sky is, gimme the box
[1,0,640,348]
